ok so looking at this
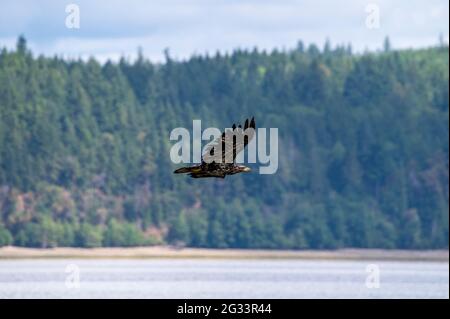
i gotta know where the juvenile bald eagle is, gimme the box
[174,117,256,178]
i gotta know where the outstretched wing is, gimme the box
[202,117,256,164]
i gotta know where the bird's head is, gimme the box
[237,165,251,173]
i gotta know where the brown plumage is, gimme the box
[174,117,255,178]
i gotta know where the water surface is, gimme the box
[0,259,448,298]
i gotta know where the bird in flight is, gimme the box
[174,117,255,178]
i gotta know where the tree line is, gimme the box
[0,37,448,249]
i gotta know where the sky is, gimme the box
[0,0,448,63]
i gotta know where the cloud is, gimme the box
[0,0,448,62]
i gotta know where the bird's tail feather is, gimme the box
[173,166,201,174]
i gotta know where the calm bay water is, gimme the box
[0,259,448,298]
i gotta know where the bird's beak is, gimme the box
[243,167,251,172]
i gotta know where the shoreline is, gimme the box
[0,246,448,261]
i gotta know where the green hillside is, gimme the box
[0,37,448,249]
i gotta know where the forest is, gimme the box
[0,36,448,249]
